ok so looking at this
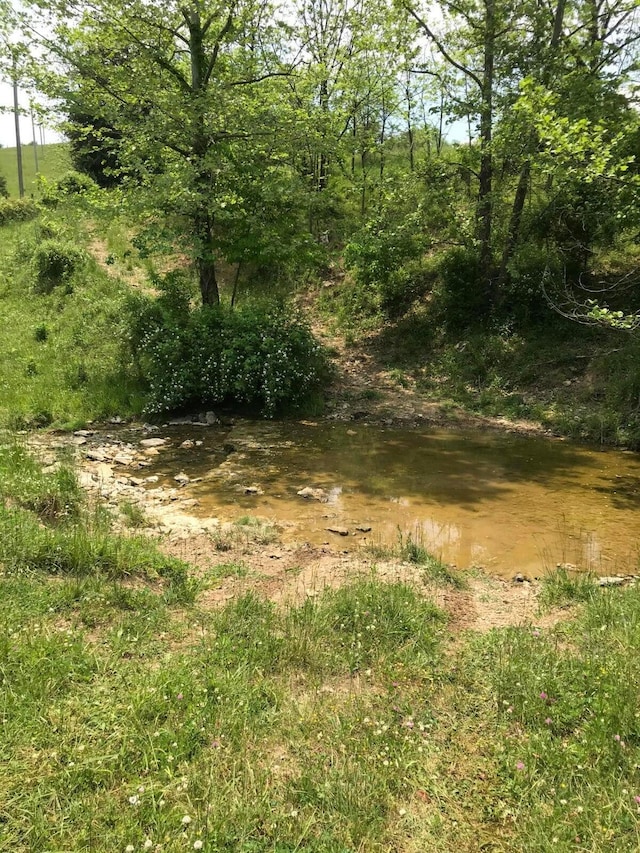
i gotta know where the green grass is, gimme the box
[366,527,465,588]
[0,447,448,850]
[0,142,71,197]
[0,212,145,428]
[3,441,640,850]
[479,584,640,850]
[539,566,599,608]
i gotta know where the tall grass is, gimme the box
[0,212,145,428]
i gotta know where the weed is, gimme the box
[207,562,249,582]
[365,527,464,588]
[120,500,149,529]
[539,566,598,608]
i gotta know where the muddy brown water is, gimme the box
[139,421,640,579]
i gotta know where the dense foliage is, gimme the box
[127,283,330,417]
[0,197,39,225]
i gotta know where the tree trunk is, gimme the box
[196,212,220,306]
[198,258,220,306]
[477,0,495,289]
[497,159,530,288]
[498,0,567,286]
[405,74,415,171]
[187,4,220,305]
[318,78,329,191]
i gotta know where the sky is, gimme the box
[0,79,63,148]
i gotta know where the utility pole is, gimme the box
[31,105,38,172]
[12,51,24,197]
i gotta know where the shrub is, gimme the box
[501,243,563,327]
[431,247,489,331]
[32,239,86,293]
[0,173,8,198]
[40,170,96,207]
[56,170,96,196]
[128,297,330,417]
[344,215,427,320]
[0,197,39,226]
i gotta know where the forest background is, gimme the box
[1,0,640,443]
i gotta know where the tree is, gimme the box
[26,0,300,305]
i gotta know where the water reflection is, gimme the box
[145,421,640,578]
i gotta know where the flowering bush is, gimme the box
[127,297,330,417]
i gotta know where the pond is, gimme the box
[145,420,640,579]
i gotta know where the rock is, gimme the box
[195,440,203,447]
[205,411,219,425]
[70,436,87,446]
[297,486,328,502]
[356,525,372,533]
[86,449,107,462]
[129,476,144,487]
[145,475,160,483]
[180,439,195,449]
[113,453,134,466]
[109,415,123,424]
[96,463,114,481]
[327,526,349,536]
[174,472,190,486]
[241,485,263,495]
[346,429,357,436]
[143,447,160,457]
[74,429,94,437]
[142,423,159,432]
[597,575,635,587]
[513,573,528,583]
[223,442,237,454]
[78,471,97,488]
[140,438,167,448]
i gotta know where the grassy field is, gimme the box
[1,439,640,851]
[0,142,71,197]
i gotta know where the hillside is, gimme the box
[0,142,71,197]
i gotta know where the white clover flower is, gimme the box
[181,815,192,826]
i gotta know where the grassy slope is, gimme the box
[0,212,144,429]
[320,283,640,448]
[0,142,71,197]
[2,442,640,852]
